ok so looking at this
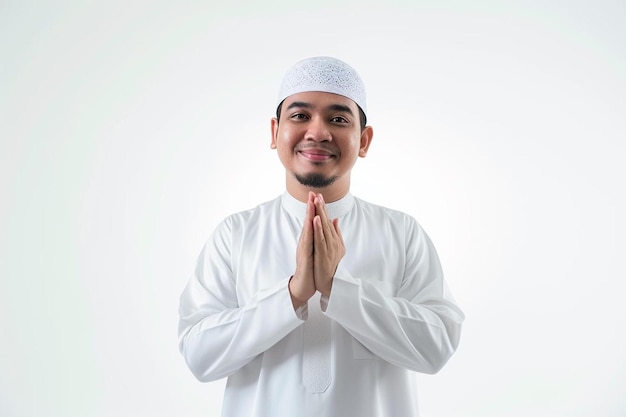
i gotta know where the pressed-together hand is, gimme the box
[289,192,345,309]
[289,193,316,308]
[312,193,345,298]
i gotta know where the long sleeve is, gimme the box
[178,193,464,417]
[323,215,464,374]
[178,218,305,382]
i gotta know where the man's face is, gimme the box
[271,91,373,194]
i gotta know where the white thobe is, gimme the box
[178,192,464,417]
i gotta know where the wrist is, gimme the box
[288,276,310,309]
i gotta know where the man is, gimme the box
[178,56,464,417]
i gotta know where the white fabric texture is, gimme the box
[178,192,464,417]
[277,56,367,115]
[302,292,331,393]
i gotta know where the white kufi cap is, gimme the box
[277,56,367,116]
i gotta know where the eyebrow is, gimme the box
[328,103,354,115]
[286,101,355,116]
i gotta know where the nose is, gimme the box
[304,117,332,142]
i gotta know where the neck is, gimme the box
[285,175,350,203]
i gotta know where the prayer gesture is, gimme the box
[289,192,346,309]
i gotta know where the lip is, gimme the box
[298,148,336,162]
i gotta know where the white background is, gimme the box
[1,1,625,416]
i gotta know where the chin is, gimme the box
[294,172,337,188]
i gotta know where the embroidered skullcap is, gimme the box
[277,56,367,116]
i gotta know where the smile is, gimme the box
[298,150,335,162]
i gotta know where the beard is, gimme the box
[294,172,338,188]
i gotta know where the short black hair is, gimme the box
[275,102,367,130]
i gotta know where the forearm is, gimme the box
[324,272,464,374]
[179,277,305,382]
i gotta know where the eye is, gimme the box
[289,113,309,121]
[330,116,349,124]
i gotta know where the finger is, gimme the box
[299,201,314,252]
[302,193,316,236]
[313,194,325,218]
[313,215,327,251]
[333,218,344,243]
[314,195,335,238]
[306,192,316,221]
[301,215,312,242]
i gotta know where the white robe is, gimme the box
[178,192,464,417]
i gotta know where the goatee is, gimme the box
[294,173,338,188]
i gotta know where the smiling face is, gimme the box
[271,91,373,202]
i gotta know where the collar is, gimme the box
[281,191,355,221]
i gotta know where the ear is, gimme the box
[358,126,373,158]
[270,117,279,149]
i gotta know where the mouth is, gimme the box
[297,148,336,162]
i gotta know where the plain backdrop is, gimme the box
[1,1,625,416]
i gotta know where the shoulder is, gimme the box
[353,196,416,224]
[218,195,282,230]
[202,196,281,253]
[351,196,431,242]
